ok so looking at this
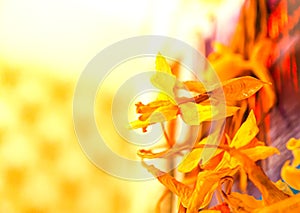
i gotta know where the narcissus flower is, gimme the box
[178,110,279,173]
[129,54,267,133]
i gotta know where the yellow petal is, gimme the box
[214,152,239,170]
[129,119,149,132]
[281,160,300,190]
[180,102,239,125]
[177,148,202,173]
[240,146,280,162]
[179,102,201,125]
[178,136,216,173]
[231,110,259,149]
[286,138,300,150]
[221,76,268,101]
[286,138,300,167]
[155,52,173,74]
[151,72,176,98]
[151,53,176,98]
[148,104,178,123]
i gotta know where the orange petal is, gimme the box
[281,160,300,190]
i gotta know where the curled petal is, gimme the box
[223,192,264,212]
[226,148,290,205]
[187,168,239,212]
[286,138,300,167]
[274,180,294,196]
[142,162,193,208]
[281,160,300,190]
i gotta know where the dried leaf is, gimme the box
[178,76,265,103]
[187,168,239,212]
[230,110,259,149]
[240,146,280,162]
[142,162,193,208]
[221,76,268,101]
[146,163,238,213]
[226,147,290,205]
[281,160,300,190]
[254,193,300,213]
[223,192,264,213]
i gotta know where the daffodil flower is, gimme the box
[129,54,267,133]
[178,110,279,173]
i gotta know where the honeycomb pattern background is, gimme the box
[0,66,162,213]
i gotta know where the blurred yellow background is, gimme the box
[0,0,243,212]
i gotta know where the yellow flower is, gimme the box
[178,110,279,173]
